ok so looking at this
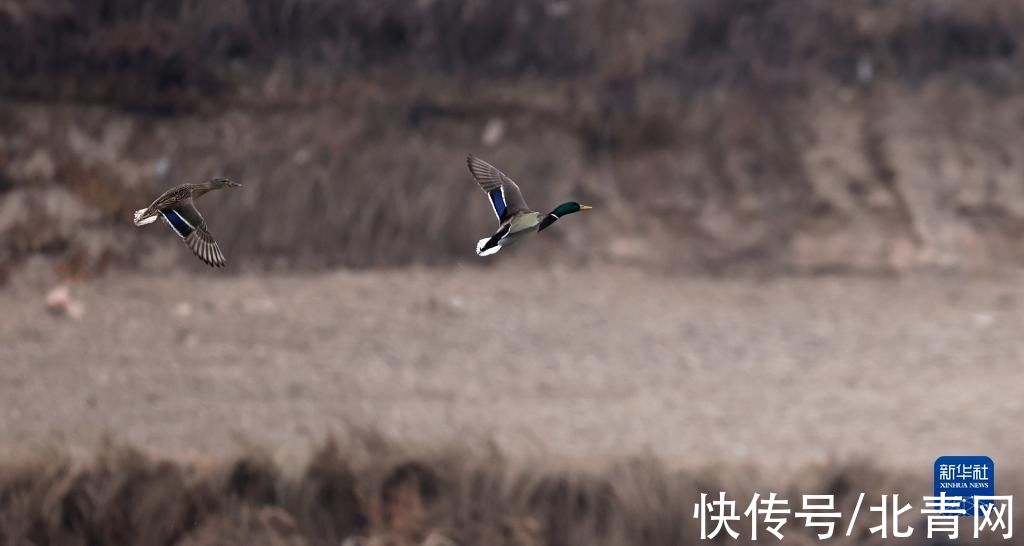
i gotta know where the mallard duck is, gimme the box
[467,155,591,256]
[132,177,241,267]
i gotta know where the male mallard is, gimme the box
[467,155,591,256]
[132,177,242,267]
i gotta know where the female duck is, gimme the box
[133,177,241,267]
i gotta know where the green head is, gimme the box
[538,201,592,231]
[551,202,593,217]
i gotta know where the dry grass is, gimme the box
[2,0,1022,113]
[0,436,1019,545]
[4,1,1024,276]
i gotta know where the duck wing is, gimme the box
[148,183,193,210]
[467,155,530,223]
[159,198,227,268]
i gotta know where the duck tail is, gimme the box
[476,237,502,257]
[133,208,158,226]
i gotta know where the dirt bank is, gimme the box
[1,267,1018,473]
[4,1,1024,277]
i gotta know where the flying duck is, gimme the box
[467,155,591,256]
[133,178,241,267]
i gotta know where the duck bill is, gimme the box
[579,204,593,211]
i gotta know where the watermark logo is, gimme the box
[689,456,1013,540]
[935,456,994,516]
[693,491,1013,540]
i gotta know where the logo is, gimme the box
[935,456,994,516]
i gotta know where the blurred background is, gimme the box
[1,1,1022,545]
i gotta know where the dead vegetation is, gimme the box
[3,1,1024,278]
[2,1,1021,113]
[0,437,1016,546]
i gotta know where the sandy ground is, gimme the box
[0,265,1020,473]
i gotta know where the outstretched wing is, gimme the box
[467,155,530,223]
[159,199,227,267]
[185,225,226,268]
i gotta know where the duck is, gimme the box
[467,155,591,256]
[132,177,242,267]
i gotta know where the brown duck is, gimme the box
[133,178,241,267]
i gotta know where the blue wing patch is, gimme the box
[489,188,506,220]
[162,209,195,238]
